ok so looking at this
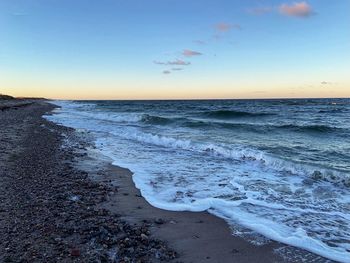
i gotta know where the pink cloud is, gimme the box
[215,23,241,32]
[182,49,202,57]
[154,59,191,66]
[279,2,313,18]
[168,59,191,66]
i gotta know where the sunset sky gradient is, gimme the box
[1,0,349,99]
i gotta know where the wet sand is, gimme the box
[81,152,333,263]
[97,164,282,263]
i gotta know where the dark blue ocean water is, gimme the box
[47,98,350,262]
[85,98,350,175]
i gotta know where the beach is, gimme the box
[0,101,176,262]
[0,100,340,262]
[3,1,349,261]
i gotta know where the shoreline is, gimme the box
[94,163,284,262]
[0,100,336,262]
[89,163,337,263]
[75,129,334,262]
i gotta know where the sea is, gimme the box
[45,98,350,262]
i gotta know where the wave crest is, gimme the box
[141,114,174,125]
[200,110,274,119]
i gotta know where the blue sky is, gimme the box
[1,0,349,99]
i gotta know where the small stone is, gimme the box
[312,170,322,180]
[70,248,80,257]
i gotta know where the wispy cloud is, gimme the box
[279,2,313,18]
[172,68,183,71]
[154,59,191,66]
[153,61,166,65]
[321,81,333,86]
[182,49,202,57]
[215,23,241,33]
[11,12,27,16]
[248,7,272,15]
[168,59,191,66]
[163,70,171,74]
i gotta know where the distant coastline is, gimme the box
[0,94,46,111]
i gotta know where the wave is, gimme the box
[141,114,174,125]
[48,101,348,185]
[182,120,342,135]
[278,124,340,133]
[49,102,345,136]
[183,120,208,128]
[319,109,346,113]
[199,110,274,119]
[109,129,349,187]
[183,121,262,132]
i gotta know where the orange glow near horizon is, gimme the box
[1,69,349,100]
[2,83,350,100]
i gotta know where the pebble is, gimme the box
[0,102,177,263]
[70,248,81,257]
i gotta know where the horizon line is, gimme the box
[47,96,350,101]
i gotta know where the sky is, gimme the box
[1,0,349,100]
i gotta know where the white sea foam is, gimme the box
[45,100,350,263]
[49,102,349,186]
[108,127,349,186]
